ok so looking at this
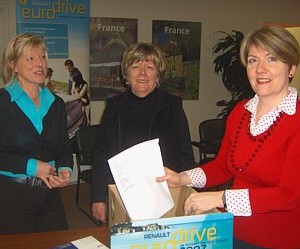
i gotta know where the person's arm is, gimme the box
[247,121,300,215]
[91,101,115,203]
[174,98,196,170]
[184,190,224,215]
[77,83,88,99]
[51,97,73,171]
[0,91,33,174]
[185,167,252,216]
[44,97,73,188]
[198,102,244,188]
[92,202,107,222]
[70,81,77,96]
[156,167,192,188]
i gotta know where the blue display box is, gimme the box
[108,185,233,249]
[110,213,233,249]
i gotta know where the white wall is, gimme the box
[2,0,300,162]
[288,27,300,91]
[88,0,300,161]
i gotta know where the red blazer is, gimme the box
[201,100,300,248]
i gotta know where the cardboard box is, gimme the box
[108,184,233,249]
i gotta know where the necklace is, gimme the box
[229,111,284,171]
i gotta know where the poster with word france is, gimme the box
[89,17,138,101]
[152,20,201,100]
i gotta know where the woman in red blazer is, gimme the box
[157,25,300,249]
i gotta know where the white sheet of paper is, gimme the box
[108,138,174,221]
[71,236,109,249]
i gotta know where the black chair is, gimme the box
[75,124,100,225]
[192,118,226,164]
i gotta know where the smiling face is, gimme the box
[246,45,296,103]
[127,59,159,98]
[13,46,47,88]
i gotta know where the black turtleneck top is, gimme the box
[122,88,158,148]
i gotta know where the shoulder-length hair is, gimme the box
[2,33,48,84]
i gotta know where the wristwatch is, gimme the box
[222,191,227,210]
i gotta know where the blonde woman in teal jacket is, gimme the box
[0,33,73,234]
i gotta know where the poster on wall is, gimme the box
[152,20,201,100]
[16,0,90,149]
[89,17,138,101]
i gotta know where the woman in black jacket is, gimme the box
[0,33,73,234]
[92,43,195,223]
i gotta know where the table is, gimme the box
[0,226,109,249]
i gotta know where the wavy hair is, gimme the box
[121,43,166,80]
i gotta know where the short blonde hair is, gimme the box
[2,33,48,84]
[121,43,166,80]
[240,25,300,69]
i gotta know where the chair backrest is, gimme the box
[75,124,100,165]
[199,119,225,161]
